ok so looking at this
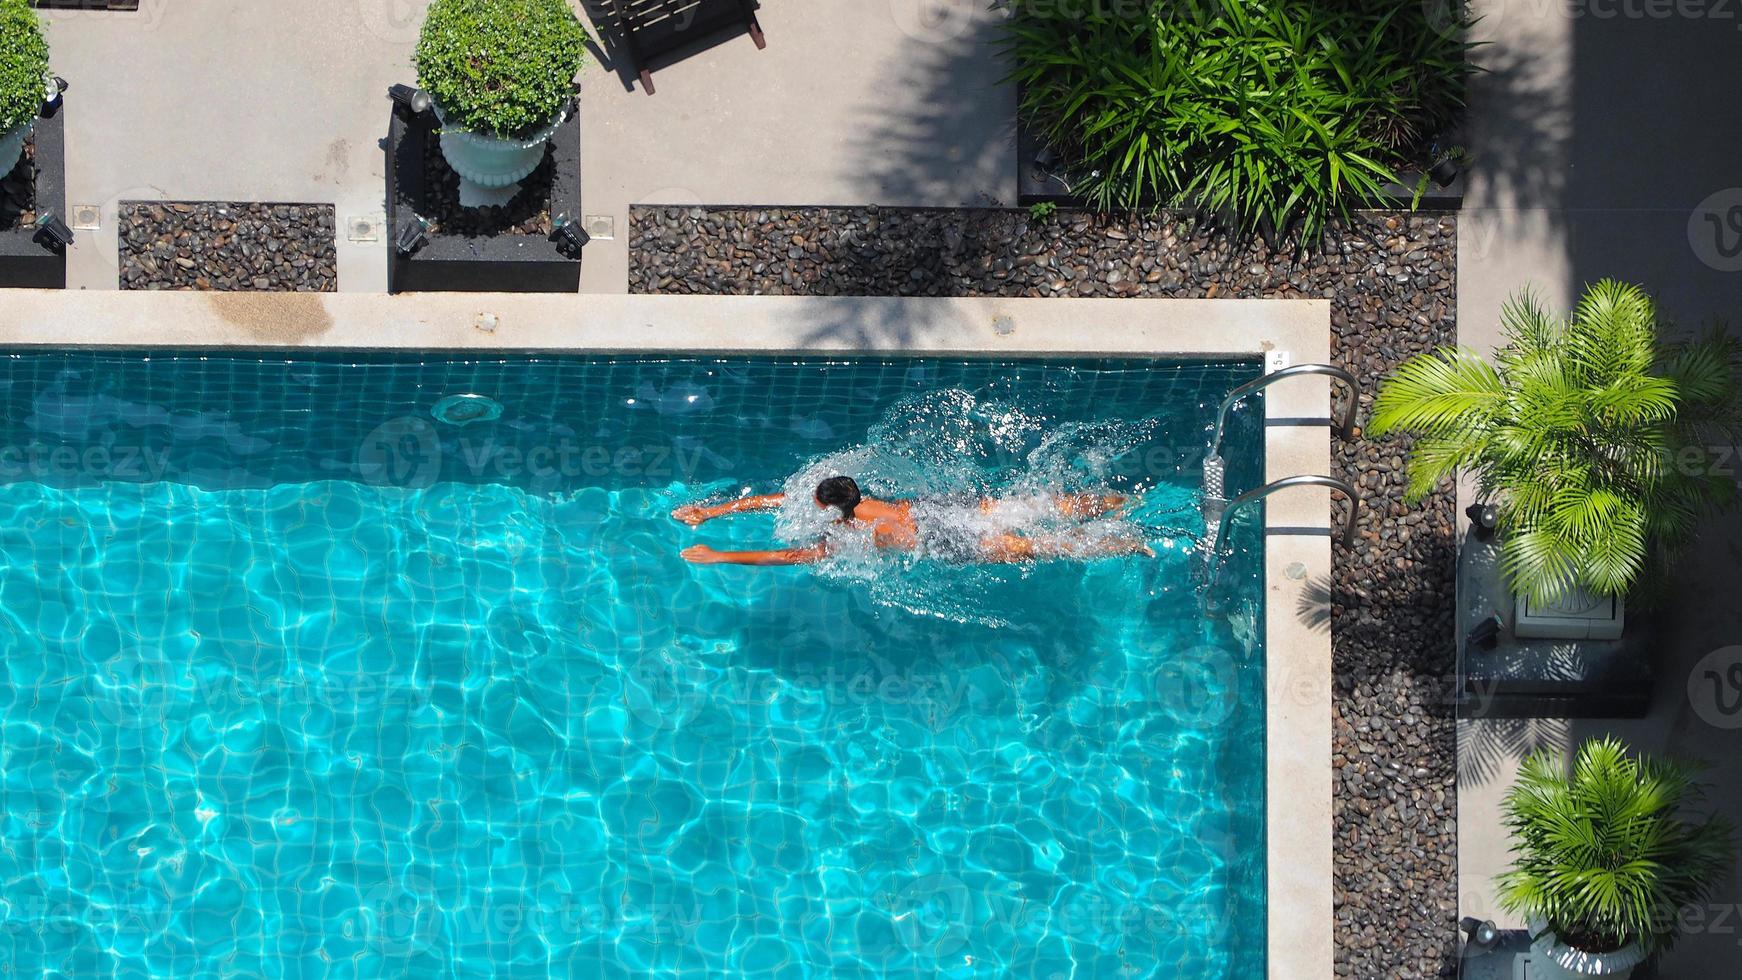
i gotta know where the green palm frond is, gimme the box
[1570,279,1659,381]
[1399,432,1484,500]
[1497,527,1579,607]
[1373,280,1742,604]
[1662,328,1742,426]
[1497,738,1733,955]
[1367,346,1504,437]
[1499,287,1565,355]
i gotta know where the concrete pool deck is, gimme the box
[1455,3,1742,974]
[0,291,1338,979]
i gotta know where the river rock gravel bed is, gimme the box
[420,138,553,237]
[119,202,337,291]
[630,204,1462,978]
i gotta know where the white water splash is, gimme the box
[764,389,1201,625]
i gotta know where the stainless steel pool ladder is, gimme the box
[1200,364,1361,558]
[1205,475,1360,553]
[1197,475,1360,615]
[1205,363,1359,470]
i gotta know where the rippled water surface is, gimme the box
[0,353,1266,978]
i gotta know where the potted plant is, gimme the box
[1497,737,1733,978]
[1369,280,1741,610]
[0,0,48,177]
[413,0,588,208]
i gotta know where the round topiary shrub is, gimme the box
[414,0,589,139]
[0,0,48,134]
[1003,0,1474,243]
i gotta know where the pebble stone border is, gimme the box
[119,202,337,292]
[421,139,554,238]
[631,205,1462,978]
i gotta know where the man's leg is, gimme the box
[1050,493,1129,519]
[978,493,1129,520]
[977,532,1152,563]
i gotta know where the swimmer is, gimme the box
[673,476,1153,566]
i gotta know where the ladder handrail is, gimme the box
[1213,474,1359,550]
[1207,363,1359,462]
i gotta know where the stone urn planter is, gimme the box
[0,0,51,177]
[1528,920,1649,979]
[431,99,569,208]
[412,0,588,208]
[0,113,30,176]
[0,72,66,177]
[1495,739,1734,980]
[384,92,583,294]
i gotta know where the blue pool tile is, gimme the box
[0,352,1269,978]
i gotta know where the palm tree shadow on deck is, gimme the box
[1297,572,1334,633]
[1456,715,1570,787]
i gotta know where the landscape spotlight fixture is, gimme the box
[387,84,431,114]
[32,211,75,251]
[1459,916,1499,953]
[1428,141,1464,188]
[43,74,67,111]
[549,212,589,254]
[1464,501,1498,541]
[1465,614,1502,653]
[394,214,431,256]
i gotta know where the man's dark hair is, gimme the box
[815,476,862,520]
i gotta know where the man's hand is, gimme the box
[680,545,723,563]
[671,505,709,527]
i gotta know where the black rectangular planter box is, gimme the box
[386,99,581,294]
[0,103,67,290]
[1453,528,1653,719]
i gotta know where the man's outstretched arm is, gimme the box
[681,543,829,566]
[671,494,785,527]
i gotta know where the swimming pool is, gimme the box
[0,351,1267,978]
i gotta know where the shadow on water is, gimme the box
[726,560,1121,710]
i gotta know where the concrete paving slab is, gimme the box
[1458,2,1742,344]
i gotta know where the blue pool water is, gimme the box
[0,353,1266,978]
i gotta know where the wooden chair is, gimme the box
[609,0,766,95]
